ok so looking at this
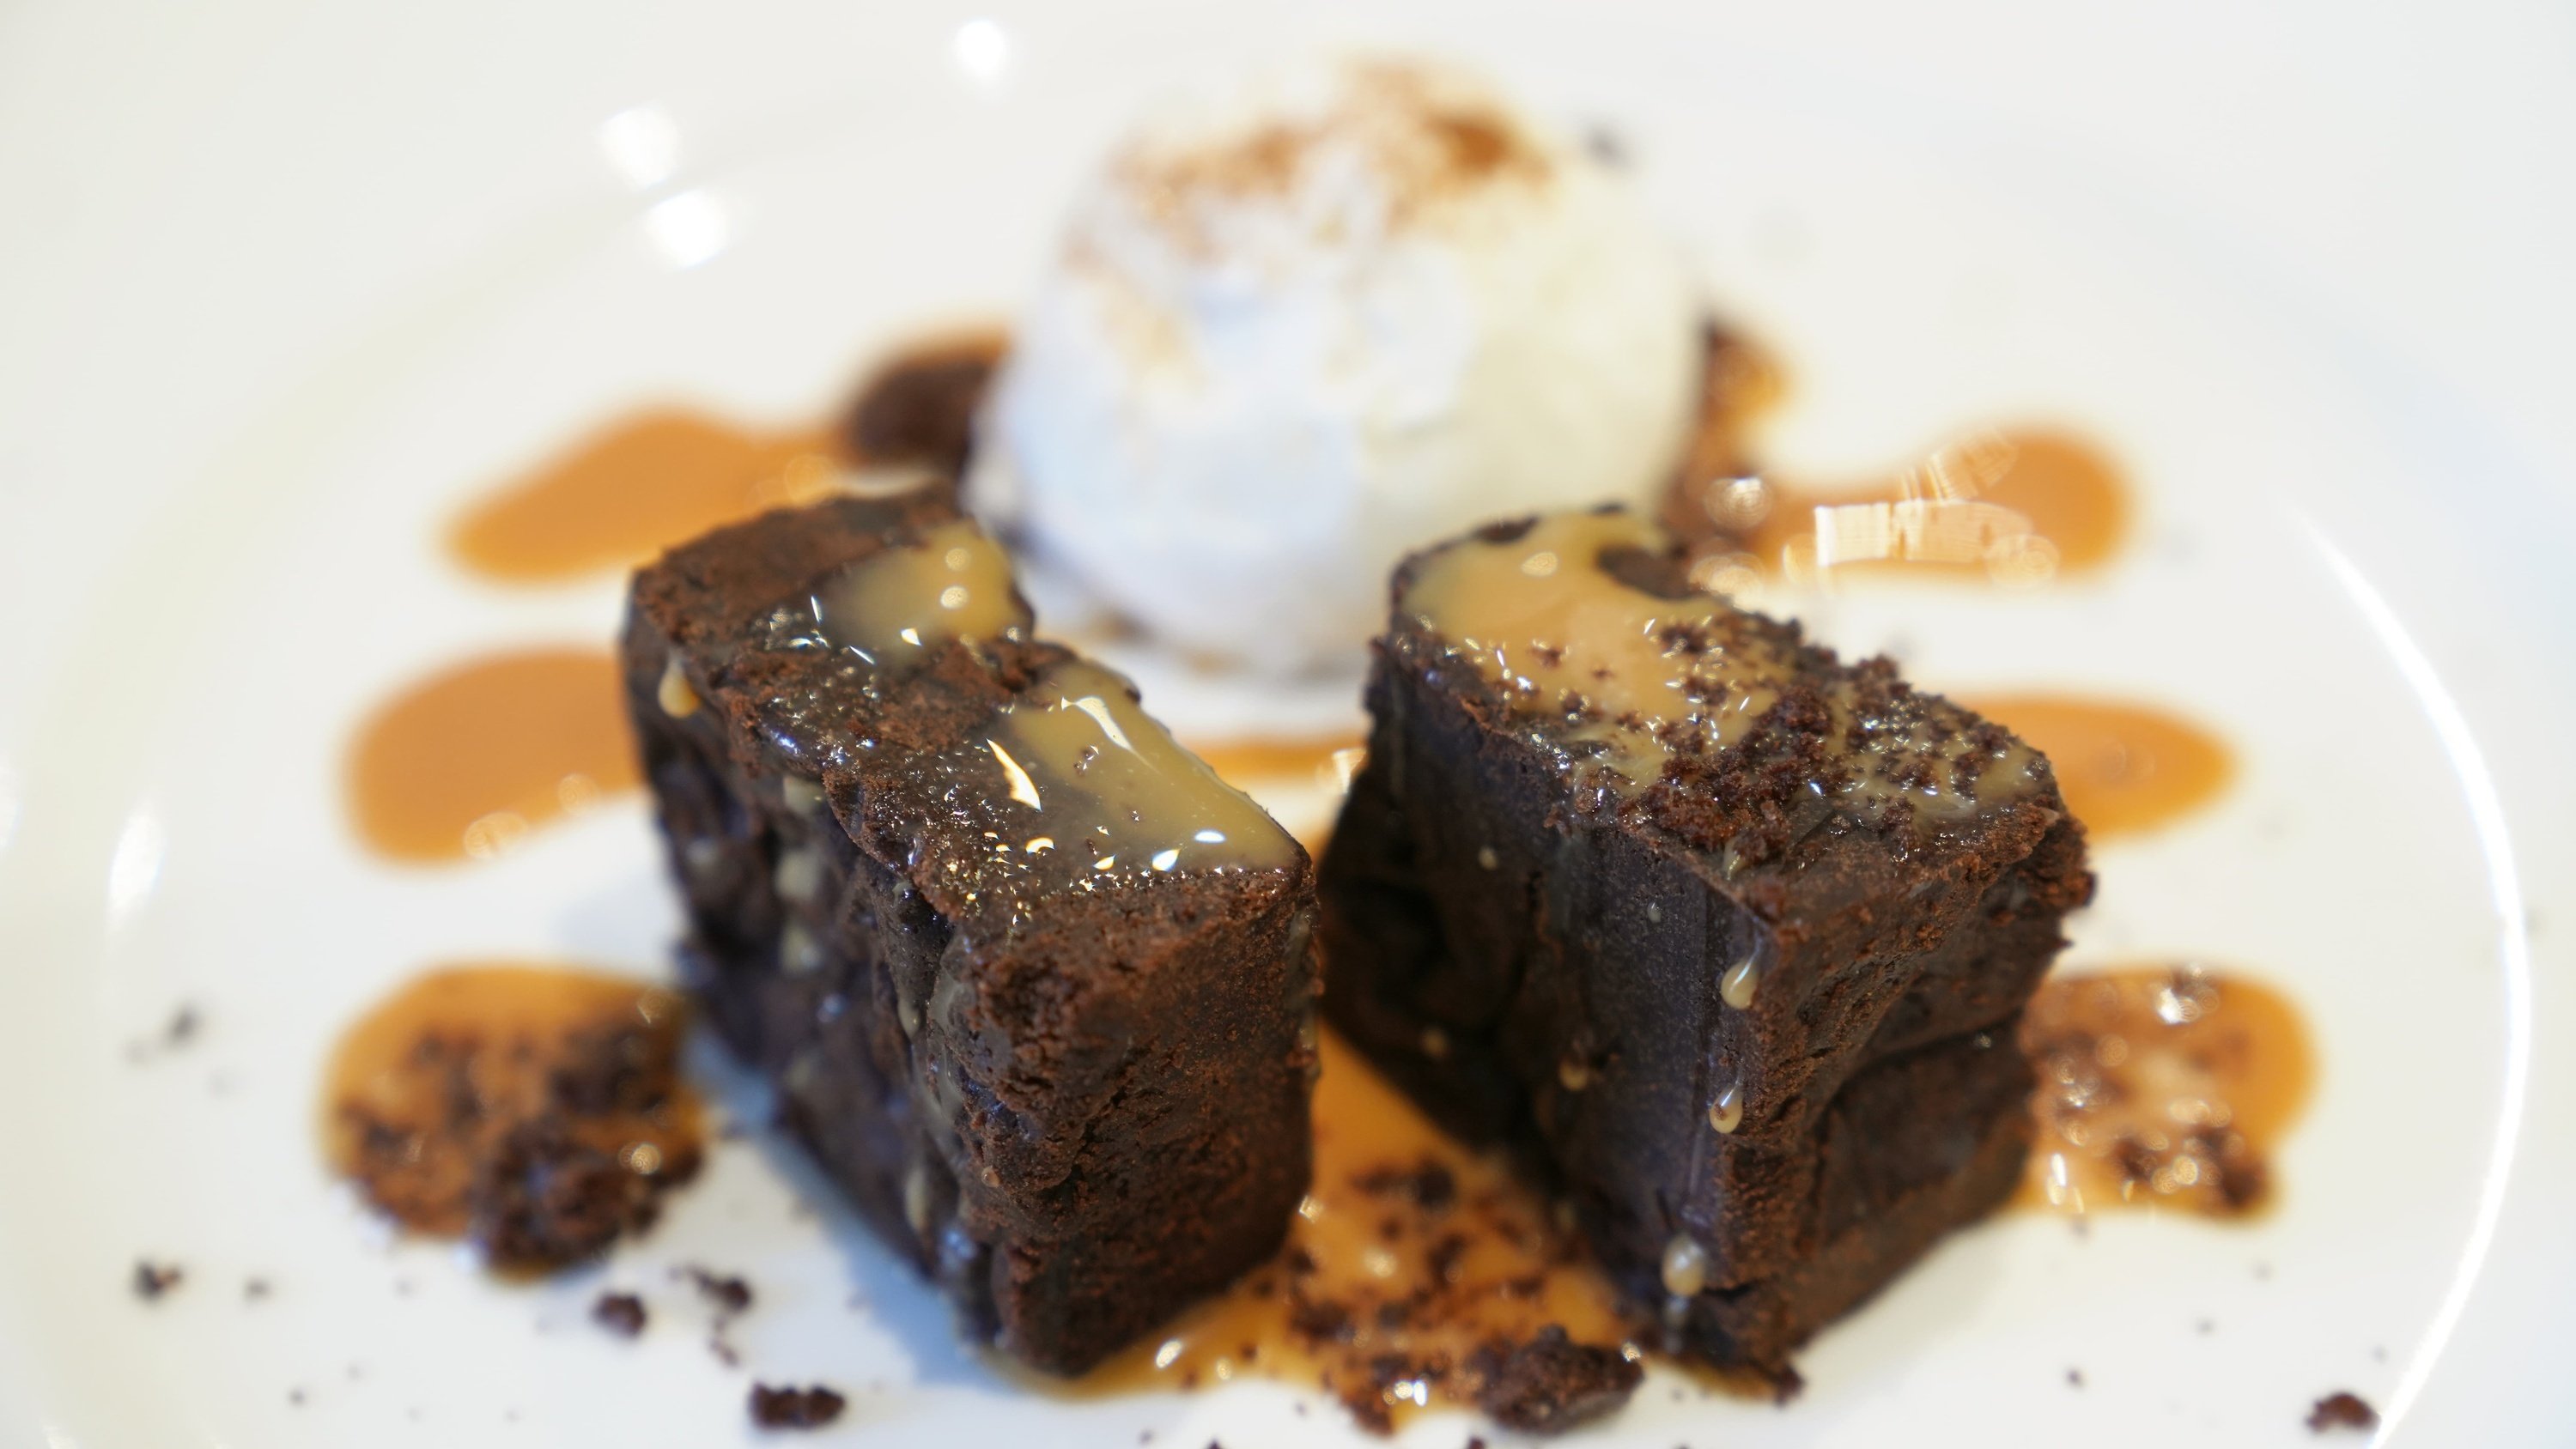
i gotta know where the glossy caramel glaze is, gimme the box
[812,518,1030,665]
[344,647,636,863]
[1401,510,2041,827]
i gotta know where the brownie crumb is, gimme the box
[2066,1367,2084,1387]
[683,1267,754,1315]
[1352,1159,1457,1212]
[843,336,1003,476]
[748,1383,847,1430]
[471,1119,663,1272]
[2306,1391,2379,1434]
[591,1292,647,1337]
[1470,1325,1641,1433]
[287,1387,305,1407]
[132,1260,184,1300]
[127,1004,203,1063]
[244,1276,271,1302]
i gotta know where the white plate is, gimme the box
[3,3,2574,1446]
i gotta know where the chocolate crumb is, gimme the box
[127,1005,203,1063]
[287,1388,305,1407]
[2066,1367,2084,1387]
[2306,1391,2378,1434]
[1352,1159,1457,1212]
[592,1292,647,1337]
[469,1119,662,1272]
[1288,1294,1354,1343]
[747,1383,846,1430]
[132,1260,184,1300]
[1470,1325,1641,1433]
[244,1276,271,1301]
[683,1267,754,1315]
[844,336,1003,477]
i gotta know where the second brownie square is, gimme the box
[1318,508,2092,1373]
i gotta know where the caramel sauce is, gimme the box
[1077,1029,1630,1428]
[1668,330,2130,587]
[448,412,845,582]
[2017,966,2312,1216]
[344,646,637,863]
[958,660,1303,881]
[321,964,702,1271]
[760,512,1298,888]
[1404,510,2038,823]
[1959,694,2233,840]
[813,518,1030,665]
[1410,511,1796,783]
[447,329,1008,584]
[1186,736,1369,796]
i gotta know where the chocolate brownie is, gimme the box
[623,494,1318,1374]
[1318,507,2090,1373]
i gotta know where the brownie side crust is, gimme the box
[624,494,1317,1373]
[1317,508,2091,1373]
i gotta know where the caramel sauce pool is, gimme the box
[345,646,637,863]
[447,330,1004,583]
[1188,737,1369,795]
[1959,694,2232,840]
[1668,330,2131,586]
[1075,1029,1630,1428]
[322,964,702,1270]
[449,413,845,582]
[2018,966,2313,1216]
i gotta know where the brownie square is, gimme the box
[623,494,1318,1374]
[1317,507,2090,1372]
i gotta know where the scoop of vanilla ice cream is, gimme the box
[972,58,1703,673]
